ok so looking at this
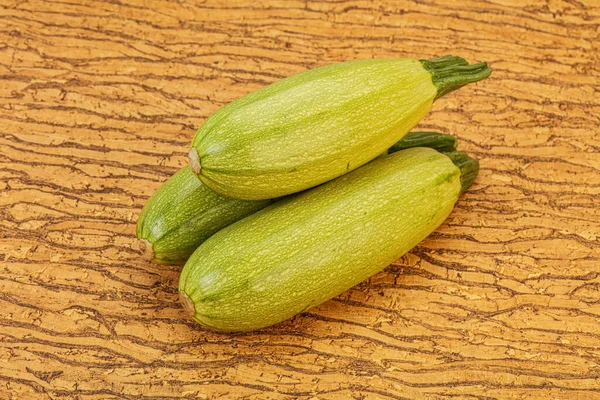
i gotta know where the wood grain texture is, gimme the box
[0,0,599,398]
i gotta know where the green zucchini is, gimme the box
[179,147,479,331]
[189,55,490,200]
[137,131,458,265]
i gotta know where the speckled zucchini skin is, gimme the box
[179,148,469,331]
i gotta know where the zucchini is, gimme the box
[179,147,479,331]
[189,55,490,200]
[137,131,458,265]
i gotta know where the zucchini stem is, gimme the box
[179,291,196,317]
[389,131,458,154]
[443,151,480,194]
[188,148,202,174]
[139,239,154,260]
[420,55,492,100]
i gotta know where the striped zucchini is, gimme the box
[137,131,457,265]
[179,147,479,331]
[189,55,490,200]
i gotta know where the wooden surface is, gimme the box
[1,0,599,399]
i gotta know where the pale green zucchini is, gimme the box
[137,131,458,265]
[179,147,479,331]
[189,55,490,200]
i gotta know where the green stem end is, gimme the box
[420,55,492,100]
[389,131,458,154]
[443,151,480,195]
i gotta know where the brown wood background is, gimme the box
[1,0,599,399]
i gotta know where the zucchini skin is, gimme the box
[179,147,466,332]
[191,57,489,200]
[137,132,458,265]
